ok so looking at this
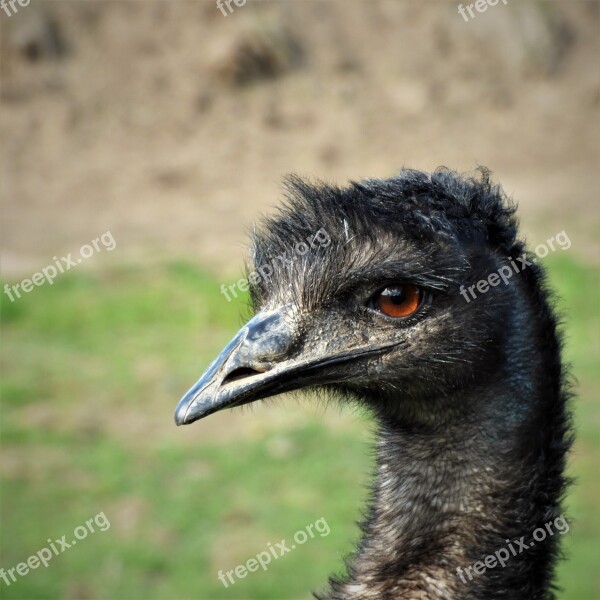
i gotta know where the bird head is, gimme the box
[175,168,522,427]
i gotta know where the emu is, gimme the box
[175,168,572,599]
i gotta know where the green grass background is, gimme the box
[1,254,598,599]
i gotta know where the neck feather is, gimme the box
[321,359,568,600]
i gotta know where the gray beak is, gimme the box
[174,307,297,425]
[174,306,402,426]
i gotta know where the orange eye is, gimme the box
[373,284,421,318]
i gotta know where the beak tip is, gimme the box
[174,397,192,426]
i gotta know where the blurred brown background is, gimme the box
[2,1,598,277]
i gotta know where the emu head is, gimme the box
[175,169,521,427]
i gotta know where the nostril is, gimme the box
[222,366,265,385]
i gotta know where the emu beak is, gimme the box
[174,307,296,425]
[174,306,400,426]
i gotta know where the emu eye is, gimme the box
[372,284,421,318]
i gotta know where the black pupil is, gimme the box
[381,287,406,305]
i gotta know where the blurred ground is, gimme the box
[1,1,599,278]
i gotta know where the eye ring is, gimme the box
[370,284,422,319]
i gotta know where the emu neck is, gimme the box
[325,382,557,600]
